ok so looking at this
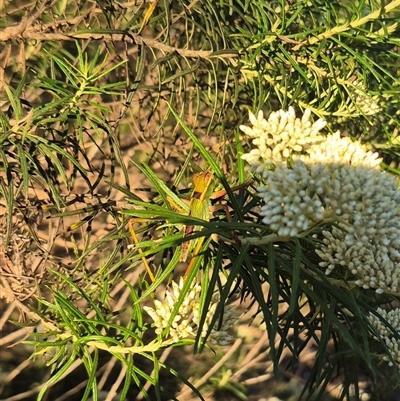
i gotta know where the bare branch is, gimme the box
[0,26,239,60]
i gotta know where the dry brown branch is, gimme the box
[0,27,238,60]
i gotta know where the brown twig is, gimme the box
[0,25,238,60]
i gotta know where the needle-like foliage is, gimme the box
[2,1,400,400]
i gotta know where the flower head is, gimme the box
[256,160,325,236]
[144,277,237,345]
[240,107,326,167]
[368,308,400,367]
[143,278,200,342]
[350,81,381,116]
[315,165,400,293]
[241,106,400,294]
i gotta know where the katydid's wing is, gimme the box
[180,172,214,262]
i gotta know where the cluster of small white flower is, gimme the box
[368,307,400,367]
[240,107,327,168]
[143,278,199,342]
[239,107,384,236]
[297,131,381,168]
[316,165,400,293]
[350,81,381,116]
[193,301,237,346]
[256,160,325,236]
[143,277,236,345]
[240,106,400,294]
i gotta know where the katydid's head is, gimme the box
[192,172,214,201]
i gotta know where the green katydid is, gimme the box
[127,170,215,282]
[128,170,251,281]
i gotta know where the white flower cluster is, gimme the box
[240,107,383,237]
[240,107,400,293]
[296,131,381,168]
[349,81,381,116]
[316,166,400,293]
[240,107,327,168]
[143,277,237,345]
[368,307,400,367]
[256,160,325,236]
[240,107,382,169]
[193,301,237,345]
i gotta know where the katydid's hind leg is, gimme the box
[128,219,156,283]
[183,235,206,279]
[183,204,241,278]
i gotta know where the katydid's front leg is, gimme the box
[180,172,214,262]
